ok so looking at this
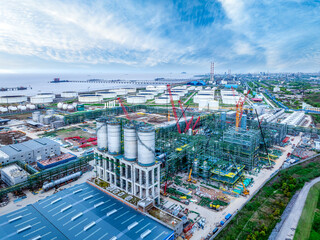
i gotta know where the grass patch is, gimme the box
[217,155,320,240]
[294,182,320,240]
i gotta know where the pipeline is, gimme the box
[42,171,82,191]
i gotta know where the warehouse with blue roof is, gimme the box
[0,182,174,240]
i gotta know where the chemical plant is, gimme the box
[0,73,319,240]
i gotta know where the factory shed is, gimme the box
[0,183,174,240]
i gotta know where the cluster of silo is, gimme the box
[31,109,64,126]
[96,118,155,166]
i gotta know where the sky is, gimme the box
[0,0,319,74]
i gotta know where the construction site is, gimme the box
[0,81,319,240]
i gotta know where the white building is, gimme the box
[0,138,60,164]
[1,164,29,186]
[273,86,281,92]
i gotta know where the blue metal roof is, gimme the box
[0,183,174,240]
[0,205,68,240]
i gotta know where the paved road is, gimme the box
[276,176,320,240]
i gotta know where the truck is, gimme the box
[225,213,232,221]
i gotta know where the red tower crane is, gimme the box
[167,84,181,133]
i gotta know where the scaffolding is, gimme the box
[222,127,260,170]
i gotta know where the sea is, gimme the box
[0,73,197,97]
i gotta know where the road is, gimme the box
[275,176,320,240]
[210,133,302,239]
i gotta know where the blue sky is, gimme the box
[0,0,319,73]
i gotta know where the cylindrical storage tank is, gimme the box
[139,90,158,95]
[0,95,27,104]
[107,119,121,155]
[155,97,170,104]
[29,104,36,110]
[127,96,146,104]
[124,88,136,93]
[113,89,127,96]
[78,94,103,103]
[137,125,155,166]
[61,91,78,98]
[62,104,68,110]
[46,109,55,115]
[17,105,22,110]
[162,94,179,101]
[137,93,154,100]
[39,115,45,124]
[20,106,27,111]
[43,115,52,125]
[96,118,107,151]
[96,91,117,99]
[30,95,54,104]
[146,85,156,90]
[57,102,63,109]
[72,102,78,107]
[124,124,137,161]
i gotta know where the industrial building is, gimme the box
[0,95,27,104]
[95,119,161,204]
[281,111,305,126]
[1,164,29,186]
[0,183,175,240]
[0,138,60,164]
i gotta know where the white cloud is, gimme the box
[234,41,255,55]
[0,0,186,66]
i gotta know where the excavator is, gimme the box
[187,168,197,184]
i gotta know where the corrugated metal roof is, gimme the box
[0,183,173,240]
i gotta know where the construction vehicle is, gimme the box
[209,204,220,211]
[187,168,197,183]
[241,182,249,196]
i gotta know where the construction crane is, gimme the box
[184,116,194,133]
[187,168,197,183]
[167,84,181,134]
[178,100,188,126]
[235,90,250,131]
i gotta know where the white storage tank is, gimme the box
[113,89,127,96]
[124,124,137,161]
[96,91,117,99]
[46,109,55,115]
[137,93,154,100]
[20,106,27,111]
[78,94,103,103]
[61,91,78,98]
[127,96,146,104]
[29,104,36,110]
[137,125,155,166]
[155,97,170,104]
[139,90,158,95]
[124,88,136,93]
[146,85,156,90]
[96,118,108,151]
[162,93,179,101]
[0,95,27,104]
[107,119,121,155]
[57,102,63,109]
[30,95,54,104]
[62,104,68,110]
